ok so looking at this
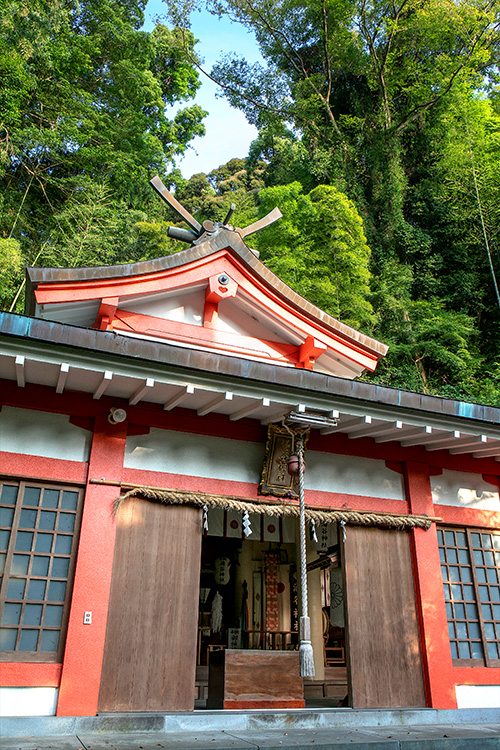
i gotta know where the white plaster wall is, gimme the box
[217,298,290,343]
[431,469,500,511]
[0,406,91,462]
[0,687,58,716]
[122,287,204,326]
[125,428,264,483]
[304,451,405,501]
[455,685,500,708]
[126,433,405,500]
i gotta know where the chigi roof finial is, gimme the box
[150,176,282,246]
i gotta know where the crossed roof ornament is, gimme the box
[150,176,282,246]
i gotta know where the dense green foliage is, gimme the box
[256,182,375,330]
[1,0,499,406]
[164,0,500,405]
[0,0,206,304]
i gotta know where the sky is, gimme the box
[144,1,262,179]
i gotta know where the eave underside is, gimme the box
[0,312,499,462]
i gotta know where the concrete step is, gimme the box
[1,707,499,739]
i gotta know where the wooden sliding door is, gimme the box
[344,526,426,708]
[98,498,202,712]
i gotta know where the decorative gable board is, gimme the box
[28,229,387,379]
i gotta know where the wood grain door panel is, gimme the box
[344,526,426,708]
[98,498,202,712]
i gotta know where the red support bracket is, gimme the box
[204,273,238,328]
[93,297,119,330]
[298,336,327,370]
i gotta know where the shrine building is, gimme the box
[0,180,499,717]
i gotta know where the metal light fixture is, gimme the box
[285,410,338,430]
[108,406,127,424]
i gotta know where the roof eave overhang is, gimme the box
[1,311,499,463]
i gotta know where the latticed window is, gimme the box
[0,479,83,661]
[438,527,500,666]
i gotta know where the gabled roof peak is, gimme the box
[26,226,387,379]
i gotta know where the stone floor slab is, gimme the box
[2,724,499,750]
[0,737,85,750]
[225,728,400,748]
[78,732,258,750]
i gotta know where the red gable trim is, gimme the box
[112,309,300,364]
[34,249,379,371]
[35,252,226,304]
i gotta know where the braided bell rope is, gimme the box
[113,486,433,531]
[297,437,308,619]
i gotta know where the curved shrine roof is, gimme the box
[26,226,387,379]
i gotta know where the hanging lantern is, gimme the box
[214,556,231,585]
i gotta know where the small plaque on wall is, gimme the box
[228,628,241,649]
[259,424,309,499]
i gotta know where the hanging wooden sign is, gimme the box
[259,424,309,499]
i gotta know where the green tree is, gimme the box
[0,0,206,307]
[256,182,375,330]
[0,238,23,310]
[367,259,481,395]
[173,157,263,228]
[396,88,500,398]
[167,0,500,254]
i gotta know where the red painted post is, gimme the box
[404,461,457,709]
[56,416,127,716]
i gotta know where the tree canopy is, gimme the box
[0,0,206,297]
[1,0,499,406]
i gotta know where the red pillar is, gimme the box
[404,461,457,709]
[56,416,127,716]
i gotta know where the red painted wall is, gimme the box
[0,664,62,687]
[453,666,500,684]
[55,416,127,716]
[404,462,458,709]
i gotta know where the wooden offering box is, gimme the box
[207,649,305,709]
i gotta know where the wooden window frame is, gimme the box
[438,525,500,668]
[0,478,84,663]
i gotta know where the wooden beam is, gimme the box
[93,297,119,330]
[348,420,403,440]
[93,371,113,400]
[230,398,270,422]
[197,391,233,416]
[376,425,432,443]
[426,434,486,452]
[261,403,306,426]
[236,207,282,238]
[399,425,438,447]
[129,378,154,406]
[163,384,195,411]
[150,176,201,233]
[298,336,327,370]
[260,409,288,425]
[56,363,70,394]
[322,415,371,436]
[401,429,451,447]
[15,355,25,388]
[451,439,500,457]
